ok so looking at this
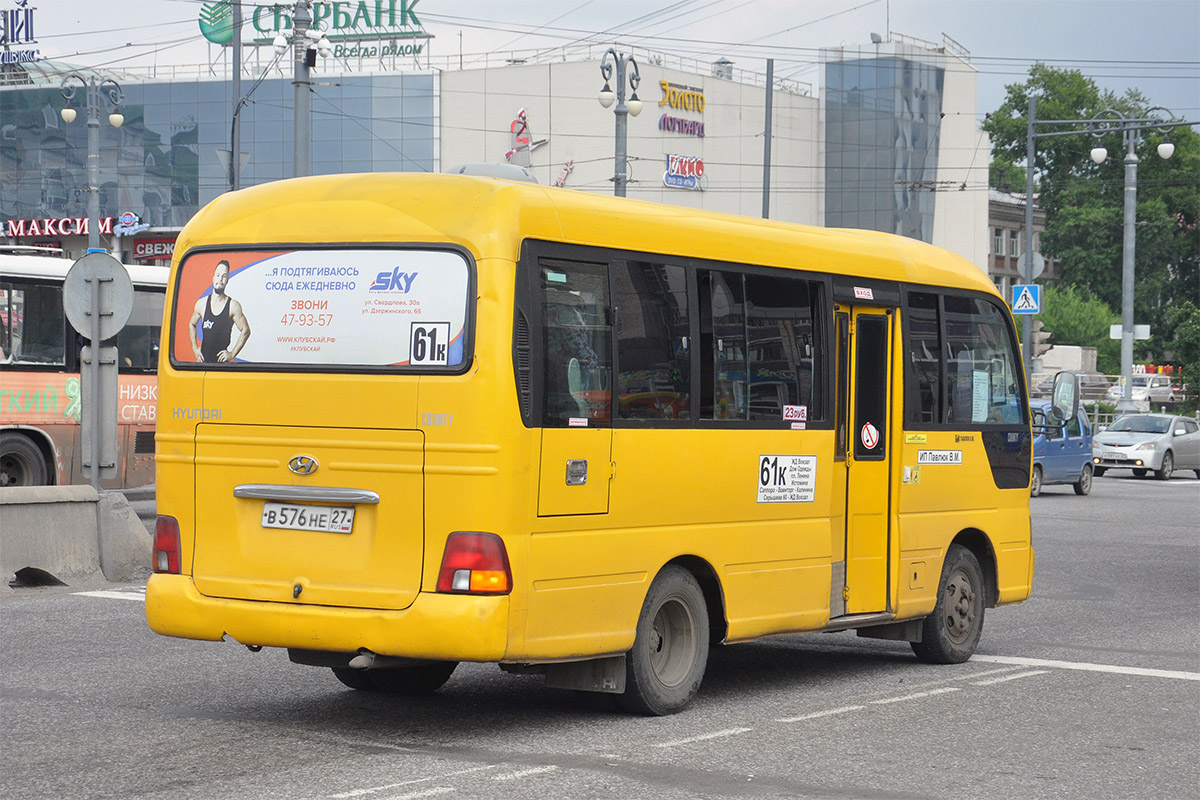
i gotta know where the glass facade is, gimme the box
[1,73,435,230]
[824,54,944,242]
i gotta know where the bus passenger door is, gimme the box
[842,307,893,615]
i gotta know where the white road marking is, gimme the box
[330,766,493,798]
[974,654,1200,681]
[654,727,753,748]
[972,669,1050,686]
[490,766,559,781]
[870,686,960,704]
[777,705,864,723]
[961,666,1024,680]
[377,790,455,800]
[72,589,146,602]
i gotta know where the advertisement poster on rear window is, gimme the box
[172,249,470,368]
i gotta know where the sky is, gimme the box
[25,0,1200,122]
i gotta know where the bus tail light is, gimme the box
[436,532,512,594]
[153,516,181,574]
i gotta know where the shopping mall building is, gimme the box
[1,7,987,273]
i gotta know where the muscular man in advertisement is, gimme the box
[189,260,251,362]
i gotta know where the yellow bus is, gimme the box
[147,174,1068,715]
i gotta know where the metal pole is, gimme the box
[231,1,243,191]
[1117,131,1138,412]
[614,58,628,197]
[293,0,311,178]
[86,80,100,252]
[87,274,101,489]
[762,59,774,219]
[1022,96,1035,383]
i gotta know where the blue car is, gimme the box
[1030,400,1094,496]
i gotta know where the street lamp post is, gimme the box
[1087,107,1180,413]
[60,74,124,252]
[1022,100,1185,408]
[597,48,643,197]
[272,1,332,179]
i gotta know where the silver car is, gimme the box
[1103,374,1178,410]
[1092,414,1200,480]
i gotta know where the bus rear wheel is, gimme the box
[912,544,984,664]
[0,433,48,487]
[618,565,709,716]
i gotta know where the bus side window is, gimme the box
[699,269,823,422]
[112,289,166,371]
[540,260,611,427]
[942,296,1022,425]
[904,292,941,424]
[1,282,66,366]
[613,261,690,421]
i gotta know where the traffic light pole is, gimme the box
[1023,97,1036,387]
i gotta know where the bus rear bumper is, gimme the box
[145,573,510,661]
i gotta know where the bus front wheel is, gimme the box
[912,544,984,664]
[618,565,709,716]
[0,433,48,487]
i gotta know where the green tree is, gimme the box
[1164,300,1200,405]
[984,66,1199,371]
[1038,285,1119,373]
[989,158,1027,193]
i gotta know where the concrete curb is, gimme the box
[0,485,152,587]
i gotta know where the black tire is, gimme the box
[331,667,377,691]
[368,662,457,694]
[618,565,709,716]
[1132,468,1148,478]
[1074,464,1093,496]
[911,544,985,664]
[1029,465,1042,497]
[1155,451,1174,481]
[1093,467,1106,477]
[0,433,49,487]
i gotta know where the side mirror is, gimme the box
[1175,428,1186,436]
[1050,371,1079,423]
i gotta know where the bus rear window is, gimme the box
[171,248,471,370]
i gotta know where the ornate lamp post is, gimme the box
[1087,107,1180,412]
[1022,101,1186,406]
[597,48,643,197]
[60,74,124,252]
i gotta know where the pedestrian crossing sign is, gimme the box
[1011,284,1040,315]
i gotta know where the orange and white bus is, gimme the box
[147,174,1072,715]
[0,248,165,487]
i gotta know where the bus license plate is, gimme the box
[261,502,355,533]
